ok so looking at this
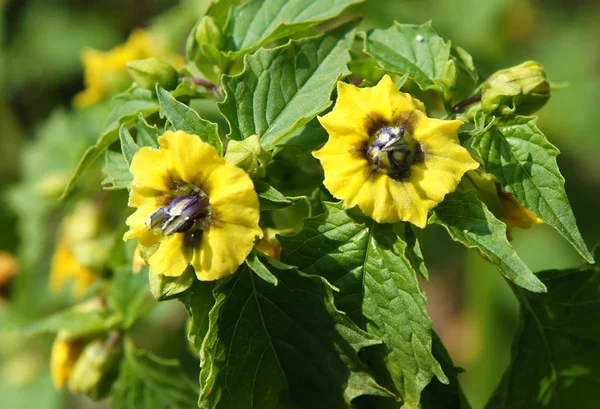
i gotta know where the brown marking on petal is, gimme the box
[365,113,389,138]
[164,169,185,192]
[184,229,204,248]
[391,110,419,135]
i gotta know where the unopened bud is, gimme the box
[126,57,179,91]
[481,61,550,115]
[195,16,223,49]
[225,135,271,179]
[68,334,123,400]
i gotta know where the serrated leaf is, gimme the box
[223,0,363,57]
[471,116,593,263]
[405,224,429,280]
[102,151,133,190]
[180,281,216,353]
[486,255,600,409]
[156,86,223,154]
[60,98,158,200]
[135,113,160,148]
[219,25,354,150]
[106,267,150,330]
[364,21,451,91]
[430,190,546,293]
[280,202,446,408]
[255,180,303,211]
[246,250,278,285]
[119,124,139,165]
[195,265,391,409]
[112,341,199,409]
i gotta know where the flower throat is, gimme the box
[367,125,422,178]
[146,189,211,236]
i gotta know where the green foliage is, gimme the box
[364,22,451,92]
[486,253,600,409]
[219,25,354,149]
[471,116,593,263]
[280,203,448,408]
[190,265,391,409]
[5,2,599,409]
[156,86,223,154]
[430,190,546,293]
[111,340,199,409]
[222,0,363,58]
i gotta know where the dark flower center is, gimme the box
[146,190,211,236]
[367,126,420,177]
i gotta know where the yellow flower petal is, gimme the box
[192,224,261,281]
[147,234,191,277]
[158,131,223,185]
[129,146,176,192]
[50,238,99,298]
[313,75,478,226]
[51,333,85,390]
[124,203,161,246]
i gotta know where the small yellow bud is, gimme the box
[481,61,550,115]
[67,334,124,400]
[126,57,179,91]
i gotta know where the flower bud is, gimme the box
[481,61,550,115]
[195,16,223,49]
[68,334,123,400]
[224,135,271,179]
[126,57,179,91]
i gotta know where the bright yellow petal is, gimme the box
[129,146,176,192]
[207,163,260,229]
[192,224,260,281]
[314,137,374,206]
[124,204,161,246]
[158,131,223,186]
[51,334,84,390]
[148,234,191,277]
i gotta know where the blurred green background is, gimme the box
[1,0,598,408]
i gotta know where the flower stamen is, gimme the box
[367,126,420,177]
[146,190,210,236]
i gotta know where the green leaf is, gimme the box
[106,267,150,330]
[430,190,546,293]
[421,333,471,409]
[223,0,363,57]
[102,151,133,190]
[119,124,139,165]
[245,250,278,285]
[486,255,600,409]
[280,202,447,408]
[180,281,216,352]
[405,224,429,280]
[471,116,593,263]
[149,267,196,301]
[195,265,391,408]
[364,21,451,91]
[254,180,303,211]
[156,86,223,154]
[135,113,160,148]
[18,307,114,339]
[60,98,158,200]
[112,341,199,409]
[219,25,354,150]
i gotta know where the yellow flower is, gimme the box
[74,29,184,108]
[50,331,86,390]
[498,189,543,230]
[254,228,283,260]
[313,75,479,227]
[50,238,99,298]
[124,131,262,280]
